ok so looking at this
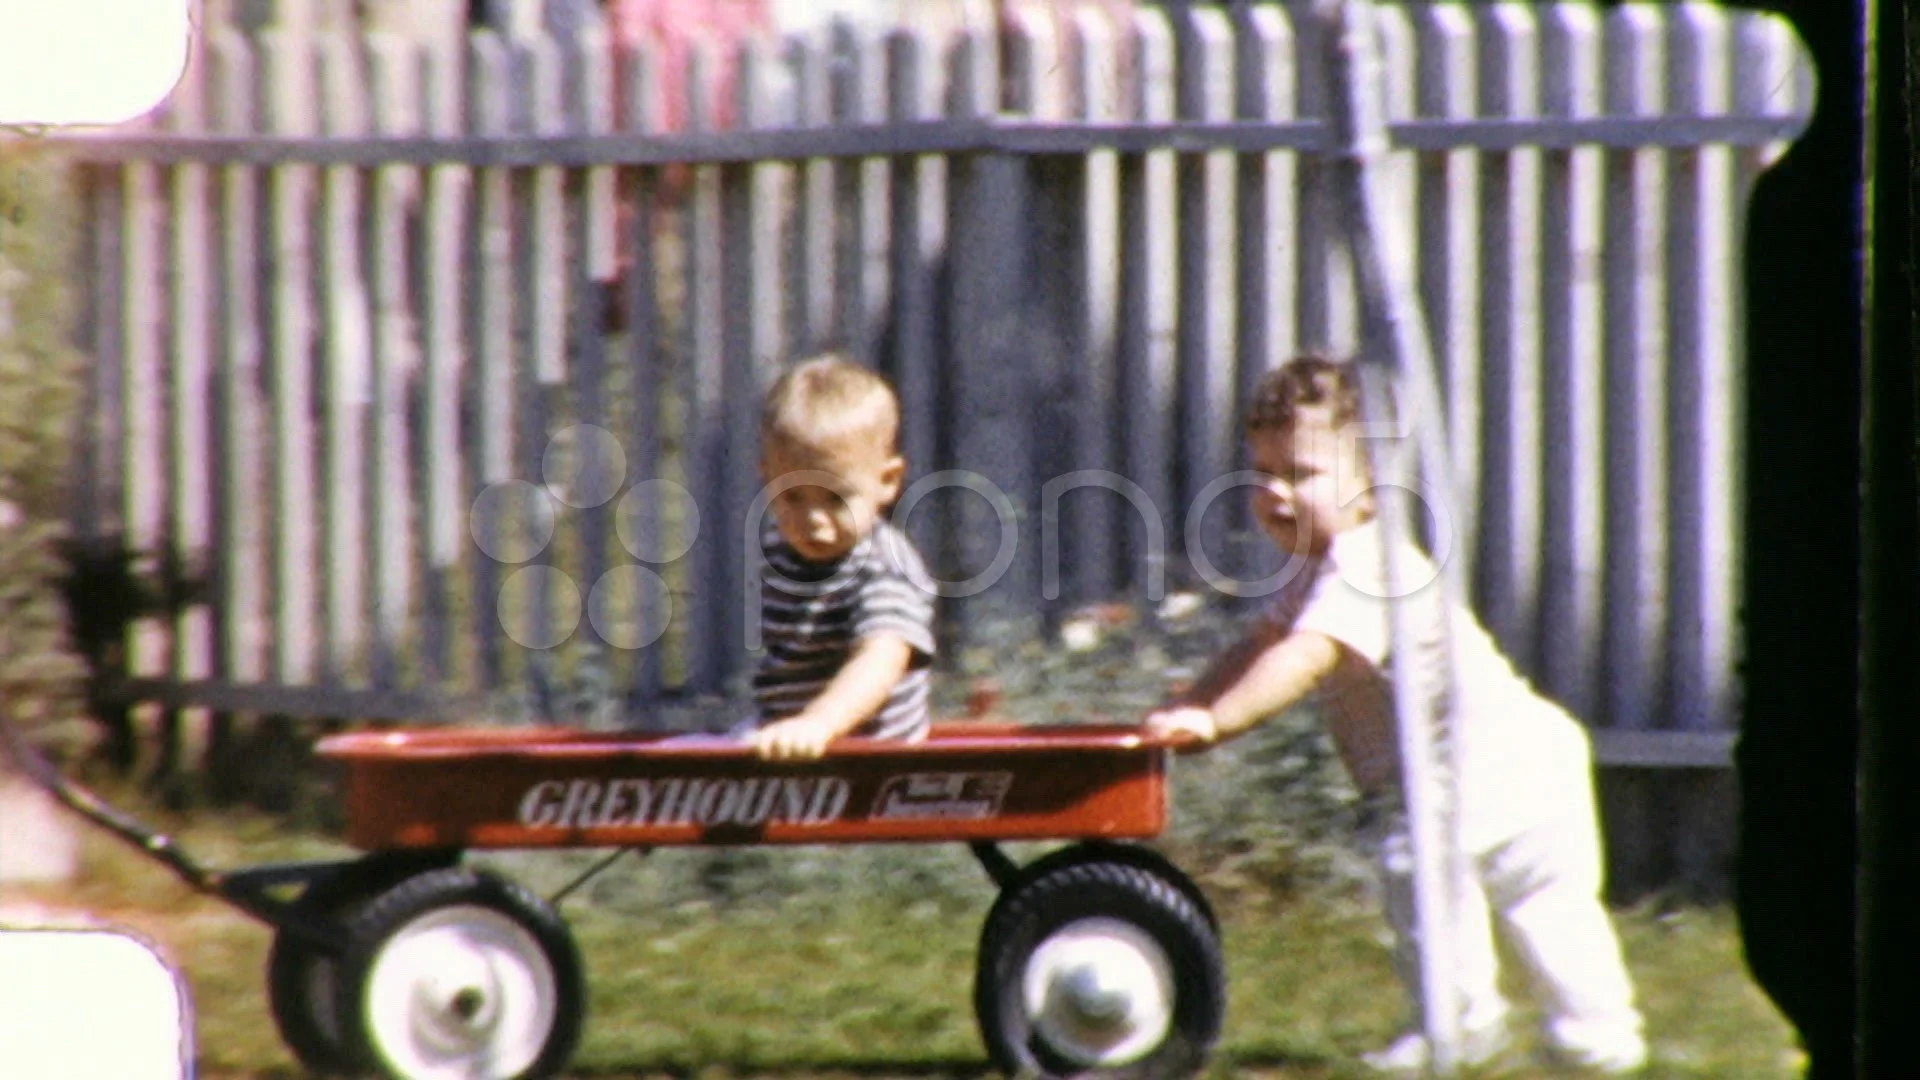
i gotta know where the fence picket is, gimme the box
[260,27,321,684]
[419,29,470,687]
[1121,8,1178,605]
[208,28,267,687]
[1375,6,1419,272]
[833,18,892,366]
[791,30,837,354]
[1475,3,1544,672]
[1231,4,1299,592]
[681,40,727,694]
[1667,3,1736,737]
[1600,2,1672,892]
[1295,6,1356,357]
[1664,0,1740,897]
[466,30,515,689]
[1051,5,1125,608]
[886,28,946,572]
[316,31,372,684]
[618,39,667,704]
[946,23,1035,637]
[1539,4,1606,723]
[565,11,616,660]
[1601,6,1670,734]
[510,28,573,679]
[1413,3,1480,587]
[721,38,787,688]
[367,31,423,688]
[164,41,216,710]
[122,110,168,692]
[1011,4,1077,622]
[1175,6,1239,584]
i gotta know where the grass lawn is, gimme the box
[3,799,1804,1080]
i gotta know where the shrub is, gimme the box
[0,140,90,761]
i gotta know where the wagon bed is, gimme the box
[316,721,1172,852]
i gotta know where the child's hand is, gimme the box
[1145,706,1219,748]
[749,714,842,760]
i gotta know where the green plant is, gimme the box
[0,139,89,760]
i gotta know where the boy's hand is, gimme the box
[750,713,842,760]
[1145,706,1219,748]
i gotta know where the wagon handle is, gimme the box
[0,694,220,895]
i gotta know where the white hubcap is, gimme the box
[362,904,557,1079]
[1022,917,1176,1067]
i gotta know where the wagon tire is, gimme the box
[332,867,586,1080]
[266,855,455,1077]
[976,859,1225,1079]
[267,920,357,1076]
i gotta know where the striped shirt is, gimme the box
[752,520,938,741]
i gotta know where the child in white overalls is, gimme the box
[1146,355,1648,1075]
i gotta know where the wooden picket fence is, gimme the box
[56,1,1810,785]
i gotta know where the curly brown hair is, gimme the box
[1245,353,1390,434]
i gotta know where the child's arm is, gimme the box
[1147,620,1344,746]
[750,634,915,760]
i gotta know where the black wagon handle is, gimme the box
[0,691,220,895]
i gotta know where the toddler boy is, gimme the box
[1146,355,1648,1075]
[743,354,937,761]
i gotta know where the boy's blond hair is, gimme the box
[761,354,901,456]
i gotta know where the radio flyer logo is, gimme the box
[871,772,1014,821]
[470,424,699,651]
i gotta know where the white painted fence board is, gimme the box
[419,31,471,685]
[790,30,837,354]
[1666,3,1737,735]
[466,30,515,686]
[1414,3,1480,586]
[164,46,216,693]
[1475,3,1544,671]
[833,17,892,365]
[260,28,321,684]
[1539,3,1607,723]
[947,23,1036,631]
[1060,5,1126,606]
[722,37,789,677]
[565,12,617,654]
[1175,6,1239,580]
[1295,5,1357,357]
[619,38,667,701]
[1601,5,1670,733]
[681,41,729,692]
[1121,8,1178,603]
[209,28,269,685]
[886,28,947,569]
[317,30,372,683]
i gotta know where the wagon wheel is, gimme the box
[975,856,1225,1079]
[331,867,586,1080]
[267,855,454,1077]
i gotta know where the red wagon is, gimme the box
[3,714,1226,1080]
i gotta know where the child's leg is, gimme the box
[1372,812,1511,1039]
[1480,791,1647,1070]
